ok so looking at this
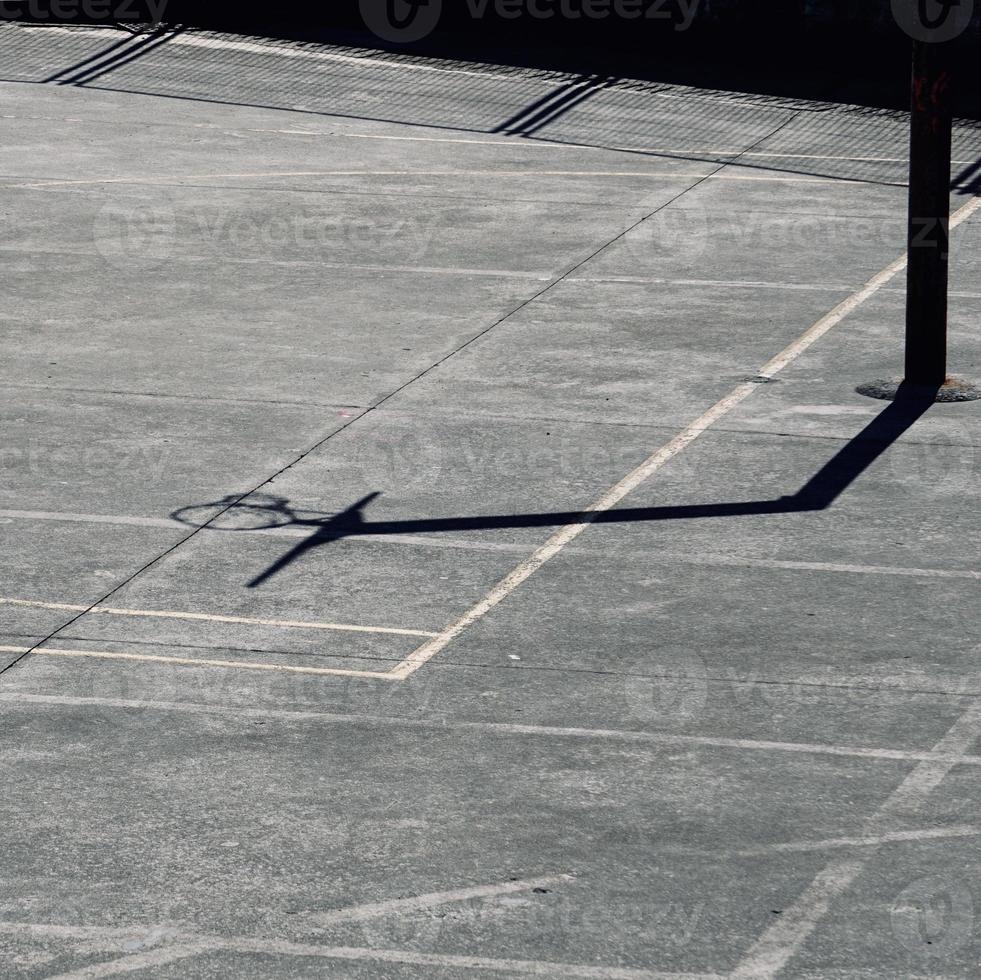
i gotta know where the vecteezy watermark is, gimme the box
[0,0,169,27]
[92,199,439,272]
[359,0,701,43]
[623,651,708,724]
[891,0,976,42]
[359,0,443,43]
[93,196,177,271]
[891,875,974,957]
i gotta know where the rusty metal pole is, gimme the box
[904,38,954,386]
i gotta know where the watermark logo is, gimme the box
[359,0,444,43]
[622,206,709,266]
[93,197,177,271]
[359,0,701,42]
[892,0,975,42]
[891,875,974,957]
[0,0,169,29]
[623,651,708,723]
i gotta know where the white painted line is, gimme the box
[264,132,944,164]
[567,276,851,292]
[310,874,573,927]
[0,646,400,680]
[220,937,719,979]
[8,170,710,188]
[727,825,981,858]
[0,918,716,980]
[39,942,214,980]
[0,508,185,530]
[0,920,713,979]
[173,31,558,85]
[0,597,437,639]
[0,922,162,941]
[7,170,883,191]
[28,24,560,85]
[391,191,981,680]
[632,555,981,581]
[730,699,981,977]
[6,693,981,768]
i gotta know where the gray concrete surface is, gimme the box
[1,20,981,980]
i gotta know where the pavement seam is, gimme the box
[0,410,370,680]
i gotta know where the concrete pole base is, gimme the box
[856,378,981,402]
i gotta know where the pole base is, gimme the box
[856,378,981,402]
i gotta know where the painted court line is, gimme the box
[9,170,871,189]
[390,191,981,681]
[219,938,719,979]
[0,919,717,980]
[41,942,215,980]
[310,874,573,927]
[6,693,981,769]
[726,825,981,858]
[268,132,965,165]
[730,700,981,978]
[0,646,399,680]
[6,204,977,683]
[0,597,436,639]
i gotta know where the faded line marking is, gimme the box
[267,133,951,164]
[4,170,700,188]
[0,646,399,680]
[310,874,573,927]
[222,937,720,979]
[5,693,981,768]
[39,942,214,980]
[0,598,436,639]
[391,192,981,680]
[8,171,872,190]
[0,919,711,978]
[730,700,981,978]
[726,825,981,858]
[0,918,715,980]
[28,24,555,84]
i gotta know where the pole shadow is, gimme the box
[170,385,940,588]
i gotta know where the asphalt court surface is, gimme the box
[2,21,981,979]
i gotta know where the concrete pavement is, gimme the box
[1,21,981,979]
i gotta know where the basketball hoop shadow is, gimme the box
[171,385,940,590]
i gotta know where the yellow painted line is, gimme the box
[0,598,437,639]
[0,645,399,679]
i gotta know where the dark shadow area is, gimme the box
[158,2,981,116]
[6,7,980,189]
[49,24,186,86]
[7,1,981,116]
[169,384,940,588]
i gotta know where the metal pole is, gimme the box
[904,38,954,386]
